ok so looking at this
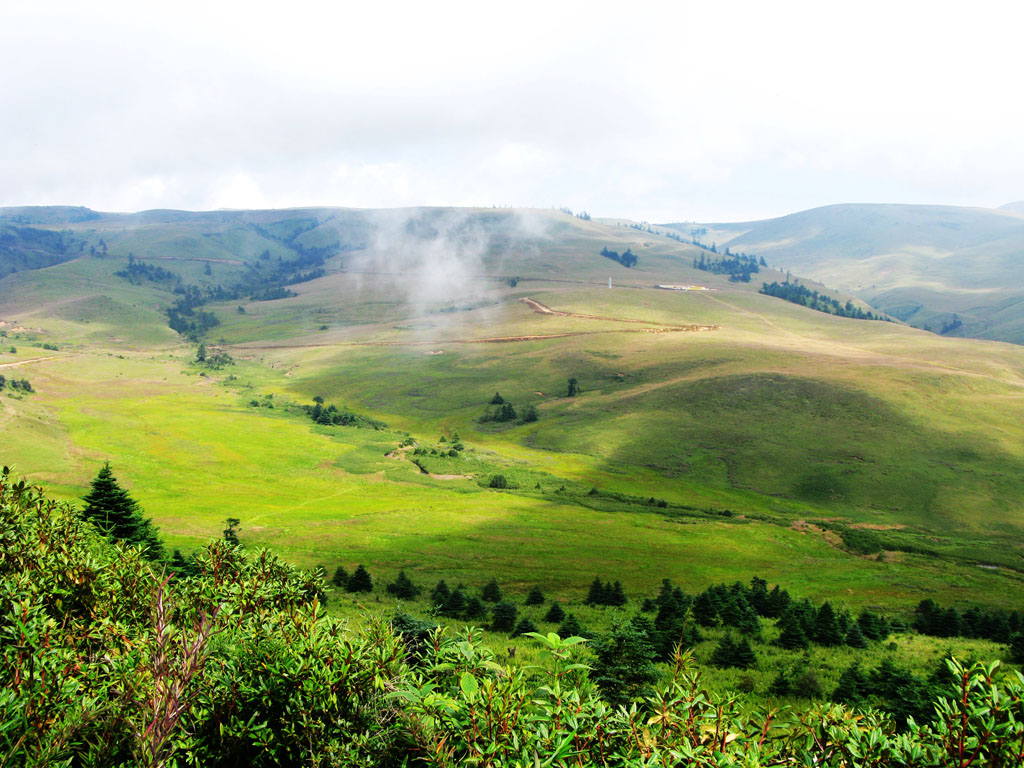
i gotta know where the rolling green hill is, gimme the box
[3,205,1024,612]
[665,203,1024,343]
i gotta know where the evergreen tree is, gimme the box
[346,564,373,593]
[833,663,870,705]
[481,578,502,602]
[733,599,761,636]
[765,585,791,618]
[845,621,868,649]
[223,517,241,547]
[777,607,809,650]
[567,378,581,397]
[748,577,769,615]
[608,581,627,607]
[558,613,584,639]
[812,602,844,647]
[543,601,565,623]
[463,597,487,621]
[510,617,538,638]
[80,462,163,560]
[768,670,792,696]
[331,566,349,588]
[711,635,738,668]
[491,602,518,632]
[386,570,420,599]
[168,548,199,578]
[442,589,467,618]
[655,579,675,611]
[489,391,505,404]
[692,590,720,627]
[430,580,451,607]
[1010,632,1024,664]
[733,637,757,669]
[857,610,884,641]
[590,616,658,705]
[586,577,607,606]
[525,585,545,606]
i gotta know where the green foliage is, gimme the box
[543,601,565,623]
[488,474,508,489]
[346,564,373,593]
[430,579,451,608]
[510,617,538,638]
[0,375,34,393]
[524,585,544,606]
[490,601,517,632]
[761,280,887,321]
[589,615,659,704]
[331,565,349,588]
[9,470,1024,766]
[385,569,420,599]
[441,588,467,618]
[222,517,241,546]
[80,462,163,560]
[481,578,502,603]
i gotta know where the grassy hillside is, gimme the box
[665,203,1024,344]
[2,205,1024,613]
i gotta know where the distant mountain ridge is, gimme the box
[665,202,1024,344]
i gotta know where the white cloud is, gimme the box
[1,0,1022,221]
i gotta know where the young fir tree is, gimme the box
[1009,632,1024,664]
[777,607,809,650]
[346,564,373,593]
[607,581,627,607]
[168,549,199,578]
[764,584,791,618]
[692,590,720,627]
[733,637,757,669]
[586,577,606,606]
[386,570,420,599]
[481,578,502,603]
[558,613,584,639]
[845,621,868,649]
[590,616,658,705]
[463,597,487,620]
[223,517,241,547]
[544,601,566,623]
[331,566,349,588]
[711,635,738,668]
[510,617,539,638]
[525,585,545,606]
[768,670,793,696]
[833,663,870,705]
[430,580,451,607]
[813,602,844,647]
[81,462,163,560]
[442,589,467,618]
[490,602,518,632]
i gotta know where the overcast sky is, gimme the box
[2,0,1022,222]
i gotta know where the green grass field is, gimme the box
[3,206,1024,621]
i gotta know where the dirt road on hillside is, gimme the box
[519,297,718,331]
[0,356,60,369]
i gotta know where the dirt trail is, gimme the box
[0,355,60,369]
[519,297,718,331]
[241,326,712,351]
[136,256,244,265]
[237,297,718,351]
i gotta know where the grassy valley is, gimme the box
[2,205,1024,611]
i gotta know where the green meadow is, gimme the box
[3,205,1024,624]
